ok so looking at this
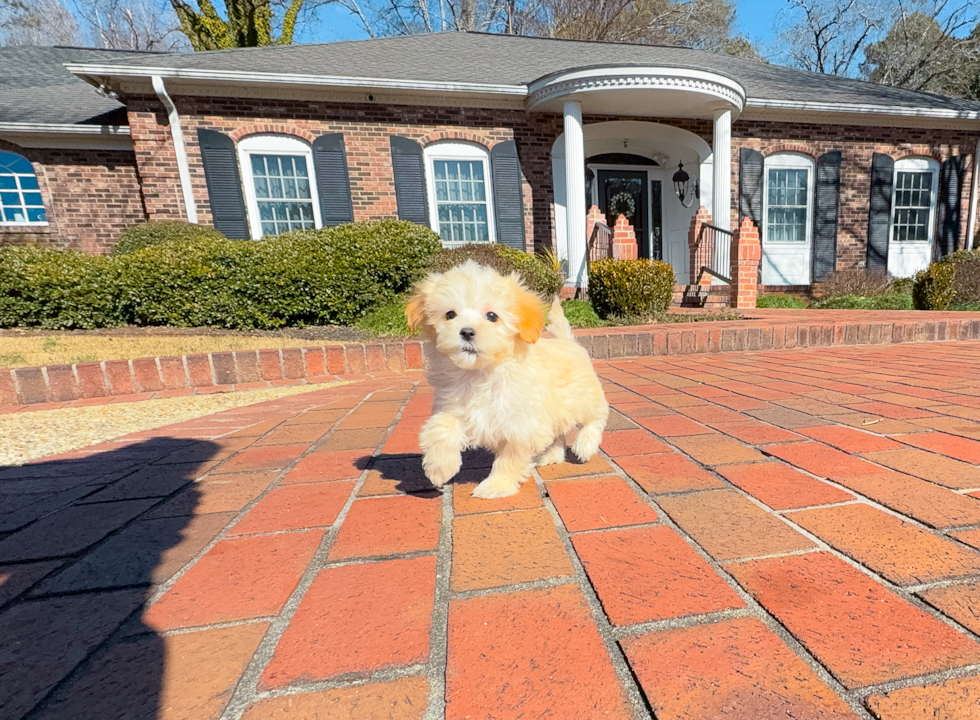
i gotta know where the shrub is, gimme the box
[912,249,980,310]
[113,221,226,255]
[430,243,564,298]
[812,293,914,310]
[587,258,675,319]
[561,299,605,328]
[756,295,807,309]
[356,298,415,336]
[820,269,893,298]
[0,246,121,329]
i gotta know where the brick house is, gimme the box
[2,33,980,293]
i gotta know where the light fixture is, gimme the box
[672,161,699,208]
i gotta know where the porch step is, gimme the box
[672,284,731,309]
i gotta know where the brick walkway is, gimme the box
[3,342,980,719]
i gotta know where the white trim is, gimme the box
[527,66,745,113]
[0,122,130,135]
[69,63,527,97]
[237,134,321,240]
[747,98,980,121]
[423,141,495,246]
[151,76,197,224]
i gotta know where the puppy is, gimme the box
[405,260,609,498]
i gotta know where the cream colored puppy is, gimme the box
[406,260,609,498]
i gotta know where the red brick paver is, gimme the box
[8,342,980,719]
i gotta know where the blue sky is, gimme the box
[295,0,788,51]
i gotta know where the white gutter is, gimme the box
[748,98,980,121]
[0,122,130,135]
[969,138,980,249]
[151,75,197,224]
[68,63,528,97]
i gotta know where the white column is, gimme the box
[712,108,733,277]
[563,101,587,288]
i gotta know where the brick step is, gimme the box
[671,284,731,309]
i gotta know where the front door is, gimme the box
[597,169,648,257]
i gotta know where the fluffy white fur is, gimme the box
[406,260,609,499]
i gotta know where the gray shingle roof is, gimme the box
[82,31,980,113]
[0,46,154,125]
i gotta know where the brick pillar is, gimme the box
[730,217,761,309]
[688,206,713,285]
[586,205,606,253]
[612,214,638,260]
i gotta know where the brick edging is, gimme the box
[3,317,979,407]
[0,341,424,407]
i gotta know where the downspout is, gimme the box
[151,75,198,224]
[968,137,980,249]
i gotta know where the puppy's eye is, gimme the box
[446,310,456,320]
[485,312,498,322]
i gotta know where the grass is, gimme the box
[0,334,342,369]
[811,293,914,310]
[756,295,808,309]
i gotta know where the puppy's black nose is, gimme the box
[460,327,476,341]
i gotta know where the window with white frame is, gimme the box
[763,154,814,243]
[891,157,938,243]
[0,150,46,225]
[424,142,494,245]
[237,135,320,238]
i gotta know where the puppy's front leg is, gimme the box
[472,441,533,499]
[420,412,466,488]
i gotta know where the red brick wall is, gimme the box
[0,139,147,254]
[126,96,979,274]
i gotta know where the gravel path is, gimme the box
[0,382,344,466]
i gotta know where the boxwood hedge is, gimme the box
[587,258,675,319]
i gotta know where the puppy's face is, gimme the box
[406,260,546,370]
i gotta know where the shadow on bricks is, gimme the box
[363,448,496,496]
[0,437,215,720]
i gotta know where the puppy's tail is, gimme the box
[546,297,574,341]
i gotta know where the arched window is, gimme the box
[0,150,46,225]
[237,135,320,238]
[423,142,495,245]
[891,156,939,245]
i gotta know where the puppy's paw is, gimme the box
[422,451,462,488]
[536,443,566,467]
[471,476,521,499]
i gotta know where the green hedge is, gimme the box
[756,295,807,309]
[430,243,563,298]
[587,258,674,319]
[0,220,442,330]
[912,249,980,310]
[812,293,914,310]
[112,220,226,255]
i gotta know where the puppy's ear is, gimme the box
[405,277,434,331]
[512,288,546,344]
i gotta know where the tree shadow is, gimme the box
[359,448,497,496]
[0,436,216,720]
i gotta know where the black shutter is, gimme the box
[490,140,526,250]
[312,133,354,227]
[866,152,894,271]
[813,151,842,281]
[937,155,963,258]
[197,129,249,240]
[389,136,429,225]
[739,148,764,231]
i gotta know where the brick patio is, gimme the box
[3,342,980,719]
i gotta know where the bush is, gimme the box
[756,295,807,309]
[561,299,605,328]
[812,293,914,310]
[118,219,442,329]
[430,244,563,298]
[113,221,226,255]
[820,269,893,298]
[587,258,674,319]
[356,298,415,336]
[912,249,980,310]
[0,246,121,329]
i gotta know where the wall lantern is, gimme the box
[672,161,699,208]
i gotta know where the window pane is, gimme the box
[27,207,46,222]
[19,175,38,190]
[765,168,809,243]
[1,192,19,206]
[0,176,15,190]
[432,158,490,244]
[22,192,42,206]
[892,171,933,243]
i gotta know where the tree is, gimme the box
[860,0,980,97]
[779,0,886,77]
[0,0,83,46]
[168,0,305,49]
[75,0,190,51]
